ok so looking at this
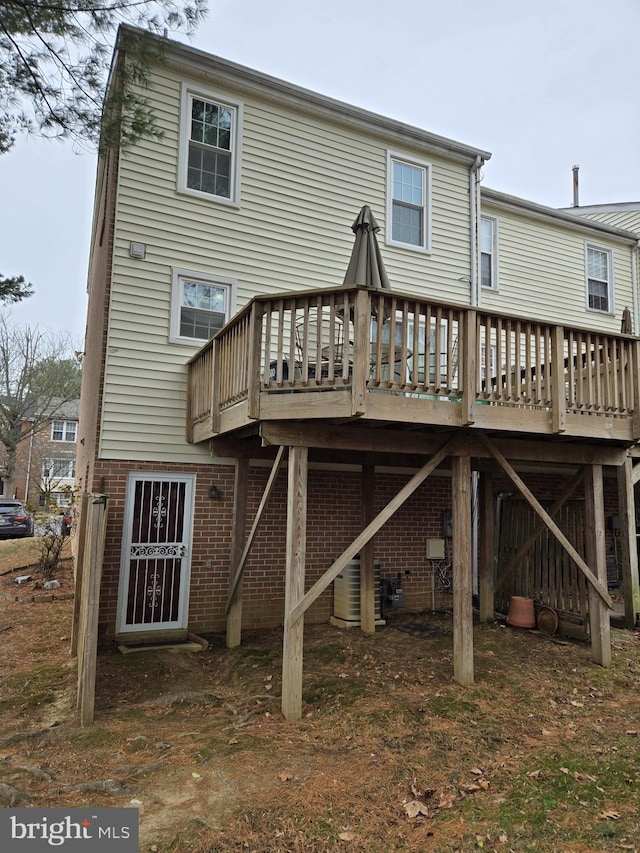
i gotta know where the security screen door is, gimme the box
[117,472,195,633]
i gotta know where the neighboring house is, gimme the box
[13,400,79,506]
[77,27,640,716]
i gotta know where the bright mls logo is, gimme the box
[0,808,138,850]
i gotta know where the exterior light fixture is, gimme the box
[209,485,221,499]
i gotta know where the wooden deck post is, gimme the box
[227,457,249,649]
[281,445,308,720]
[452,453,474,686]
[247,302,264,420]
[617,456,640,629]
[462,309,477,426]
[77,495,108,726]
[351,289,369,416]
[551,325,566,434]
[477,471,495,622]
[360,464,376,634]
[584,464,611,667]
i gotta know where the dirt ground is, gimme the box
[1,538,640,853]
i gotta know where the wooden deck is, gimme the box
[185,285,640,720]
[187,285,640,446]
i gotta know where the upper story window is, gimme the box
[586,244,613,313]
[178,85,242,205]
[170,269,236,345]
[480,216,498,290]
[43,458,76,480]
[387,152,431,252]
[51,421,77,442]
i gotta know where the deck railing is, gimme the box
[187,285,640,441]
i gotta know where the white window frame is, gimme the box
[51,420,77,442]
[177,83,243,206]
[43,458,76,480]
[585,243,614,315]
[480,215,498,290]
[386,151,431,253]
[169,268,237,346]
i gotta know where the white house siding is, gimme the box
[479,199,634,333]
[99,60,475,463]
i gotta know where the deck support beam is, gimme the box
[360,464,376,634]
[282,445,308,721]
[584,464,611,667]
[495,467,585,592]
[477,471,494,622]
[480,435,613,609]
[617,457,640,629]
[226,446,286,619]
[226,458,249,648]
[289,435,459,625]
[453,454,474,685]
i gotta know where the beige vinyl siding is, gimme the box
[582,210,640,233]
[479,201,634,333]
[100,63,474,462]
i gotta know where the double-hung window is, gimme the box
[43,458,76,480]
[480,216,498,290]
[170,269,235,345]
[178,85,242,204]
[586,244,613,313]
[51,421,77,442]
[387,153,430,251]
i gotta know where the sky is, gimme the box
[1,0,639,344]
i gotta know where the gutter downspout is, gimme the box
[469,155,483,595]
[469,155,484,307]
[633,243,639,336]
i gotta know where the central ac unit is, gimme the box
[331,558,384,628]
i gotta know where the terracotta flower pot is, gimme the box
[506,595,536,629]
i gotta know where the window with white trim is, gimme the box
[178,85,242,204]
[586,244,613,313]
[170,270,235,345]
[387,153,430,251]
[480,216,498,290]
[43,458,76,480]
[51,421,77,442]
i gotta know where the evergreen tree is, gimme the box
[0,0,207,153]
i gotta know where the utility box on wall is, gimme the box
[331,559,385,628]
[426,538,446,559]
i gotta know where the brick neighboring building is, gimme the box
[11,399,79,507]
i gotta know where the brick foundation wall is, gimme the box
[91,458,455,642]
[92,458,622,644]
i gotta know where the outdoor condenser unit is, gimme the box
[331,558,384,628]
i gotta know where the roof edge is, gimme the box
[482,186,639,243]
[116,25,492,165]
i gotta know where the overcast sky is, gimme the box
[1,0,639,343]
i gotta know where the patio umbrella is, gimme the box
[621,306,633,335]
[342,205,392,291]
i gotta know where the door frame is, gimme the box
[116,470,196,635]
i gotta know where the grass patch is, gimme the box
[304,643,347,664]
[303,675,367,706]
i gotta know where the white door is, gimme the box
[117,472,195,634]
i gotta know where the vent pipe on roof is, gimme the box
[572,165,580,207]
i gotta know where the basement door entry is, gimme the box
[117,472,195,634]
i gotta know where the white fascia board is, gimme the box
[559,201,640,215]
[482,187,639,245]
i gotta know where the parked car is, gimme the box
[0,500,34,539]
